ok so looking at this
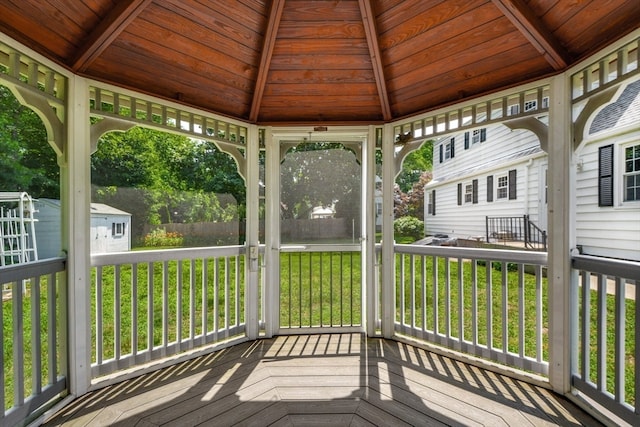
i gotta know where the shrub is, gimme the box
[143,228,184,247]
[394,216,424,240]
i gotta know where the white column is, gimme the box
[245,124,260,339]
[547,73,574,393]
[63,75,92,396]
[363,126,377,336]
[381,124,395,338]
[263,127,279,337]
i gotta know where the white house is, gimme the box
[424,79,640,261]
[423,120,548,242]
[574,78,640,261]
[34,199,132,258]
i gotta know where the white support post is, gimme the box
[363,126,377,336]
[547,73,573,393]
[263,127,279,337]
[63,75,92,396]
[245,124,260,339]
[381,124,395,338]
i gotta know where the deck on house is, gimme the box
[43,334,600,427]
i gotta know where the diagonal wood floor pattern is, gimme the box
[44,334,600,426]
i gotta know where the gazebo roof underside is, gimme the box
[1,0,638,126]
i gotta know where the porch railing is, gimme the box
[572,254,639,426]
[394,244,549,376]
[486,215,547,251]
[1,258,67,427]
[90,246,248,379]
[279,244,362,330]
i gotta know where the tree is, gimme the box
[91,127,162,188]
[396,140,433,193]
[280,143,360,220]
[0,86,59,197]
[91,126,247,244]
[394,140,433,218]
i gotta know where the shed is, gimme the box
[34,199,131,257]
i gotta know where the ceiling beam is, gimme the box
[249,0,285,123]
[358,0,392,121]
[72,0,153,72]
[492,0,570,70]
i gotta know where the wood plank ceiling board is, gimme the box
[0,0,638,125]
[259,0,383,124]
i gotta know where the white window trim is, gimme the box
[471,129,483,145]
[445,138,454,160]
[112,222,125,237]
[464,182,473,204]
[620,141,640,204]
[496,173,509,200]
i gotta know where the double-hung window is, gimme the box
[464,183,473,203]
[624,143,640,202]
[497,175,509,199]
[439,138,455,162]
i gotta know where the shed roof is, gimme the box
[37,199,131,217]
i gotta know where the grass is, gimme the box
[92,257,244,362]
[3,278,61,410]
[280,251,361,328]
[396,256,548,360]
[2,252,637,412]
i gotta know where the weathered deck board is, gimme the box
[44,334,600,427]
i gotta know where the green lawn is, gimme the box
[396,256,548,360]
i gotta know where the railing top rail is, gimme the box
[572,254,640,281]
[91,245,245,266]
[280,243,361,253]
[395,244,548,265]
[0,257,66,283]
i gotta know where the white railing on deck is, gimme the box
[90,246,247,379]
[572,254,639,426]
[394,245,548,376]
[1,258,67,427]
[279,244,362,330]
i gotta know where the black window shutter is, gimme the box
[480,128,486,142]
[431,190,436,215]
[472,179,478,204]
[451,140,455,158]
[508,169,517,200]
[487,176,493,202]
[598,144,614,206]
[439,144,443,163]
[464,132,469,149]
[457,183,462,206]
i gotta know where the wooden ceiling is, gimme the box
[0,0,638,125]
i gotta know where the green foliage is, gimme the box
[394,216,424,240]
[396,140,433,193]
[394,140,433,218]
[0,86,59,197]
[143,228,184,247]
[91,126,246,245]
[280,143,360,222]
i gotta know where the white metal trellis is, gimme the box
[0,191,38,267]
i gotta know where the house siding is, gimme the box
[575,130,640,261]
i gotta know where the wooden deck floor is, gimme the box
[44,334,600,426]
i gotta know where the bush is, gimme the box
[394,216,424,240]
[143,228,184,247]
